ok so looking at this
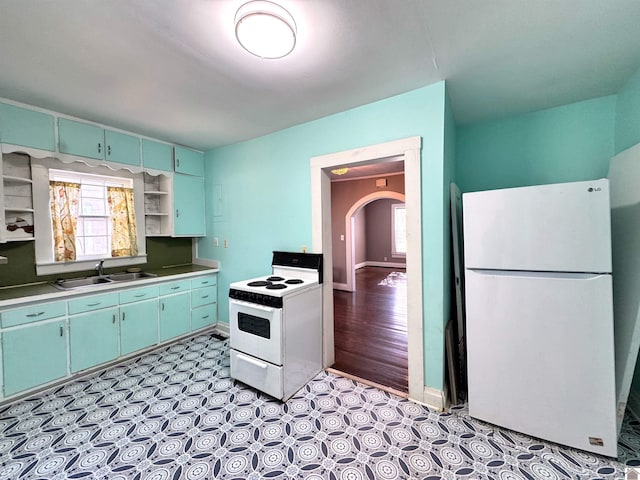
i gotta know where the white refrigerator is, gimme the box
[463,178,617,457]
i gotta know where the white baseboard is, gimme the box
[363,261,407,269]
[333,282,350,291]
[410,386,447,412]
[355,262,368,270]
[215,322,230,337]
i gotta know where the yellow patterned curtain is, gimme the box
[107,186,138,257]
[49,181,81,262]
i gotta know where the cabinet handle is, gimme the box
[26,311,45,318]
[134,294,147,298]
[202,315,209,319]
[122,312,125,321]
[97,142,102,154]
[201,281,209,285]
[112,314,116,324]
[161,302,165,311]
[176,158,180,167]
[107,145,111,156]
[176,209,180,218]
[59,325,63,337]
[171,286,180,290]
[201,295,209,299]
[87,302,101,307]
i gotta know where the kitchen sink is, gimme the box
[52,276,113,290]
[107,271,157,281]
[52,271,157,290]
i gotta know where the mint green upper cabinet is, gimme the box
[159,292,191,341]
[174,173,205,236]
[174,146,204,176]
[70,307,119,372]
[105,130,140,166]
[142,139,172,171]
[2,320,68,396]
[120,299,158,355]
[0,103,55,151]
[58,118,141,166]
[58,118,105,159]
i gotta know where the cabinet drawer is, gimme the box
[159,279,191,296]
[119,285,158,304]
[191,275,217,289]
[1,301,66,328]
[230,349,283,400]
[68,292,119,315]
[191,285,217,308]
[191,303,217,330]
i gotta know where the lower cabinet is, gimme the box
[2,319,67,396]
[192,303,217,330]
[159,292,191,341]
[70,307,119,373]
[120,299,159,355]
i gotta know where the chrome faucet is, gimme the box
[95,259,105,277]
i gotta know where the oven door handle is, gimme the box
[236,352,269,369]
[229,299,277,313]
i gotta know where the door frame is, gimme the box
[310,136,424,401]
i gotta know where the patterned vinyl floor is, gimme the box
[0,332,638,480]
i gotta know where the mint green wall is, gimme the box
[456,95,617,193]
[200,82,450,391]
[616,66,640,154]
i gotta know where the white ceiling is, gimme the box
[0,1,639,151]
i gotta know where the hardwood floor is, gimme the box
[332,266,408,392]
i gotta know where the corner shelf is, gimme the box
[143,172,173,237]
[1,153,35,243]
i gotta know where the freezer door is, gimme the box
[465,269,617,457]
[463,179,612,273]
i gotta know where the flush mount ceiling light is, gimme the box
[331,168,349,176]
[235,1,297,59]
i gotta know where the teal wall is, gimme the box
[616,66,640,154]
[456,95,617,193]
[200,82,450,392]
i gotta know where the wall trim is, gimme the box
[333,282,349,291]
[416,386,447,412]
[215,322,230,337]
[361,261,407,269]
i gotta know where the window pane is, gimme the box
[81,217,109,236]
[81,184,105,198]
[81,198,106,216]
[83,236,109,256]
[393,204,406,255]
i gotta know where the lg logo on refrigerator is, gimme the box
[587,187,602,192]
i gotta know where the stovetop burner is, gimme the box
[266,283,287,290]
[285,279,303,284]
[267,276,285,282]
[247,280,270,287]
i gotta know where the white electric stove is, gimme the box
[229,251,323,401]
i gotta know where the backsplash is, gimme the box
[0,237,193,287]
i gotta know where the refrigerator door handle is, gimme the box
[467,269,610,280]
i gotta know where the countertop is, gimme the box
[0,264,219,308]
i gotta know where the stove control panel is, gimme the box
[229,289,283,309]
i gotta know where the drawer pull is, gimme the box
[201,295,209,299]
[202,315,209,319]
[237,352,268,369]
[26,311,45,318]
[87,302,101,307]
[134,294,147,298]
[171,286,180,290]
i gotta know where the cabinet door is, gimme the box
[159,292,190,341]
[58,118,105,160]
[0,103,55,151]
[174,173,205,236]
[2,320,68,396]
[191,303,217,330]
[142,139,173,172]
[174,146,204,176]
[70,307,119,372]
[120,299,159,355]
[105,130,140,166]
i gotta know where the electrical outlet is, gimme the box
[340,235,344,241]
[213,237,219,247]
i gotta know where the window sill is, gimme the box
[36,255,147,277]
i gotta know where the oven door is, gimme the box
[229,298,282,365]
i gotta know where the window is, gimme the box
[392,203,406,257]
[49,169,136,261]
[32,158,146,275]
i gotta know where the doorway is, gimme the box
[310,136,426,403]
